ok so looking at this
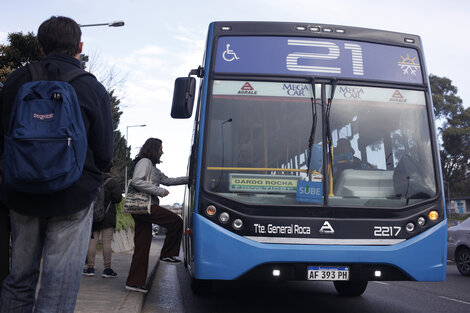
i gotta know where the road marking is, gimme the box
[373,281,390,286]
[439,296,470,305]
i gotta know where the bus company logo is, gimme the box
[397,53,420,76]
[319,221,335,234]
[283,84,309,96]
[238,82,257,95]
[390,90,407,103]
[339,86,364,99]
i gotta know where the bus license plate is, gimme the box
[307,266,349,281]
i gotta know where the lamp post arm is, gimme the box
[79,21,125,28]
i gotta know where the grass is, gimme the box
[115,199,134,232]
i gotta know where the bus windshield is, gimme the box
[203,80,436,208]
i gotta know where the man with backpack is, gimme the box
[0,82,9,295]
[83,164,122,278]
[0,16,113,313]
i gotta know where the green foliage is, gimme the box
[115,199,134,232]
[80,54,89,70]
[0,32,42,83]
[431,74,470,197]
[440,107,470,196]
[430,74,464,132]
[108,90,130,190]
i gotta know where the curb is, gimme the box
[115,245,161,313]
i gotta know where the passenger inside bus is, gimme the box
[333,138,367,179]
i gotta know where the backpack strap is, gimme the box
[102,177,114,188]
[60,68,95,83]
[102,177,115,214]
[27,62,48,81]
[27,62,95,82]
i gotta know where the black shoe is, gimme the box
[125,284,148,294]
[159,256,181,264]
[102,268,118,278]
[82,267,95,277]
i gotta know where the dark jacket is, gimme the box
[0,54,113,216]
[92,173,122,231]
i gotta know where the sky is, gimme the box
[1,0,469,205]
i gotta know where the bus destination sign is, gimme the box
[215,36,423,84]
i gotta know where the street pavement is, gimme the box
[73,236,456,313]
[74,236,163,313]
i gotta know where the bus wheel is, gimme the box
[456,247,470,276]
[333,281,368,297]
[190,277,213,296]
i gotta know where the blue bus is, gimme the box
[171,22,446,296]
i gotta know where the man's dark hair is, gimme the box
[135,138,163,165]
[38,16,81,56]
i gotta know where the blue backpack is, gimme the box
[4,62,89,194]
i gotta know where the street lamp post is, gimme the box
[79,21,125,28]
[125,124,146,193]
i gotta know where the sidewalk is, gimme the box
[74,237,163,313]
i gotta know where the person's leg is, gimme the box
[0,203,11,295]
[0,210,44,313]
[147,206,183,258]
[126,216,152,287]
[101,227,113,270]
[86,230,99,269]
[34,205,92,313]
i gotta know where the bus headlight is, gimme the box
[417,216,426,227]
[219,212,230,223]
[233,219,243,230]
[406,222,415,232]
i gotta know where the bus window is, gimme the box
[203,82,437,208]
[330,85,436,207]
[204,80,323,206]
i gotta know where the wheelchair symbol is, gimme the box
[222,44,239,62]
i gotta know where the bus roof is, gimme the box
[210,21,422,48]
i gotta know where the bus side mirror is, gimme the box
[171,77,195,118]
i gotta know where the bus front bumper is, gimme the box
[190,213,447,282]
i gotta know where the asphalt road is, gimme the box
[143,262,470,313]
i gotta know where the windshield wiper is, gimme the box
[213,118,233,190]
[306,77,317,181]
[325,80,337,196]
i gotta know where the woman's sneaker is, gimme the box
[102,268,118,278]
[159,256,181,264]
[125,284,148,294]
[82,267,95,277]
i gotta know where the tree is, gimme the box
[430,74,464,132]
[440,107,470,196]
[0,32,42,83]
[430,74,470,197]
[108,90,131,190]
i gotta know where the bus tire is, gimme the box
[456,247,470,276]
[333,281,368,297]
[190,277,213,296]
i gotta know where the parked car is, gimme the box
[152,224,167,238]
[152,224,159,238]
[448,217,470,276]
